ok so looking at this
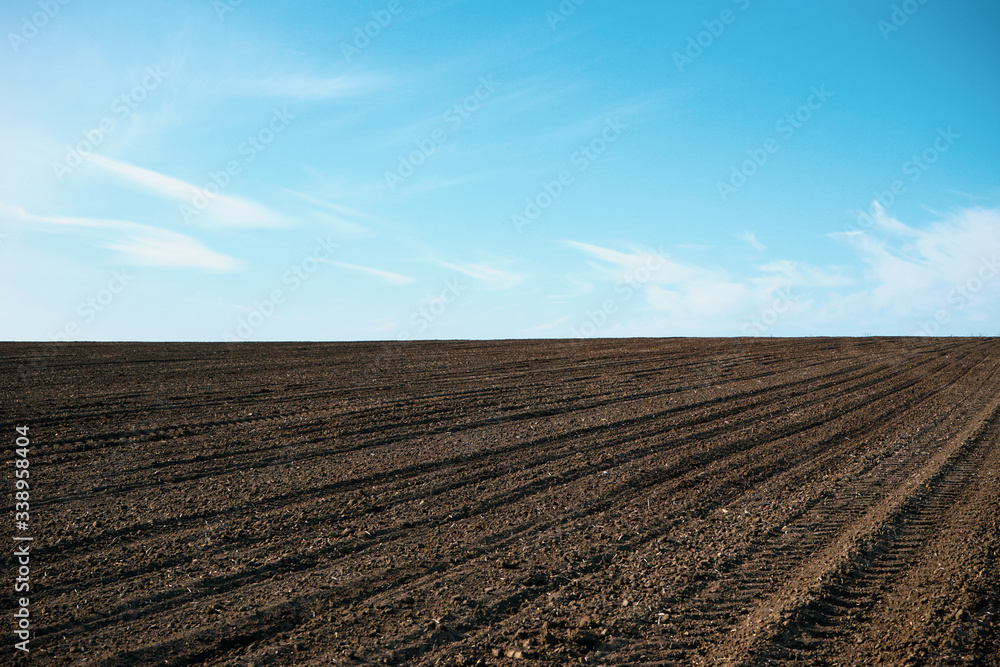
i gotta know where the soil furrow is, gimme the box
[3,339,998,665]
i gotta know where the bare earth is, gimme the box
[2,338,999,666]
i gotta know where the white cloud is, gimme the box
[308,212,370,239]
[753,260,852,290]
[647,282,751,317]
[84,154,287,228]
[522,316,569,333]
[281,188,375,220]
[560,239,708,286]
[280,189,372,238]
[0,204,241,273]
[737,230,766,252]
[558,206,1000,336]
[560,239,642,267]
[546,276,596,302]
[561,239,758,328]
[399,170,505,196]
[104,235,241,272]
[437,261,525,290]
[831,204,1000,317]
[227,73,381,100]
[353,318,400,334]
[320,260,414,285]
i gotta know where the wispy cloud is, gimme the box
[560,239,638,266]
[225,73,382,100]
[522,316,569,333]
[353,317,400,334]
[737,230,766,252]
[646,282,750,318]
[560,239,699,284]
[546,275,595,302]
[84,155,287,228]
[561,238,789,330]
[103,235,241,272]
[281,188,376,221]
[752,260,851,290]
[280,189,372,238]
[556,207,1000,335]
[399,171,505,196]
[437,261,525,290]
[308,212,371,239]
[320,259,414,285]
[830,203,1000,314]
[0,204,241,272]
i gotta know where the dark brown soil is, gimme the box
[3,338,999,666]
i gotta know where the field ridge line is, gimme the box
[701,389,1000,666]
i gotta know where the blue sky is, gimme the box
[2,0,999,341]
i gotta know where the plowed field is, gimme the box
[3,338,1000,666]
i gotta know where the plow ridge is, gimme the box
[2,338,998,665]
[710,393,1000,666]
